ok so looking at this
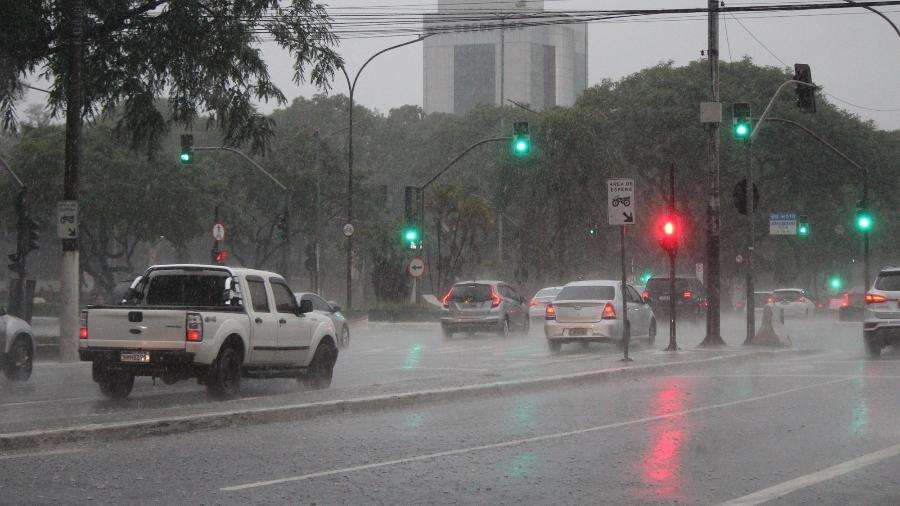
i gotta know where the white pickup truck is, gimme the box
[79,265,340,399]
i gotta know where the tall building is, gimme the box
[423,0,587,115]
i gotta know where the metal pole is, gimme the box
[59,0,84,362]
[864,233,870,292]
[621,225,632,361]
[313,129,321,293]
[666,162,678,351]
[211,205,220,263]
[744,141,756,344]
[701,0,725,346]
[283,191,292,281]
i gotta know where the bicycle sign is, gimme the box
[607,179,635,226]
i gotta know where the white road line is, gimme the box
[220,376,852,492]
[721,442,900,505]
[0,396,97,408]
[0,448,85,460]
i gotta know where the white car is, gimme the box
[0,311,35,382]
[295,292,350,349]
[544,280,656,352]
[528,286,562,320]
[863,267,900,358]
[80,265,338,399]
[771,289,816,318]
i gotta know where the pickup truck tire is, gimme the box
[303,340,337,390]
[207,345,242,398]
[3,336,33,382]
[98,370,135,399]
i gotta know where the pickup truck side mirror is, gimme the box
[328,301,341,313]
[297,299,313,315]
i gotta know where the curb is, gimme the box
[0,348,796,452]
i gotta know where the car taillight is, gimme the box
[799,296,807,303]
[490,286,502,308]
[865,293,888,304]
[186,312,203,342]
[767,297,774,305]
[545,303,556,320]
[79,310,88,339]
[602,302,617,319]
[642,290,650,301]
[841,292,850,307]
[529,298,539,307]
[441,290,453,309]
[682,290,692,300]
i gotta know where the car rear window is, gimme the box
[773,290,802,302]
[449,284,491,302]
[144,271,230,306]
[534,287,561,299]
[874,271,900,291]
[556,285,615,301]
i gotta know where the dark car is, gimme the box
[440,280,529,338]
[644,276,707,322]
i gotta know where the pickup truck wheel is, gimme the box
[548,340,562,353]
[207,346,242,398]
[865,336,882,359]
[98,370,135,399]
[648,319,657,345]
[3,337,32,382]
[303,342,336,390]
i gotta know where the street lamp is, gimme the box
[338,33,432,312]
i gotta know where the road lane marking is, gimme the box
[220,376,853,492]
[0,396,98,408]
[721,441,900,505]
[0,448,84,460]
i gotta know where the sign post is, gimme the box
[407,257,426,305]
[608,178,635,361]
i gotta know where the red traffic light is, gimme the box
[215,249,228,265]
[656,214,681,253]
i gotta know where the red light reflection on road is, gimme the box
[638,378,690,501]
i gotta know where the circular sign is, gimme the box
[212,223,226,242]
[343,223,355,237]
[408,257,426,278]
[735,254,744,264]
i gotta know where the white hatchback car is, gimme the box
[771,288,816,318]
[863,267,900,358]
[544,280,656,352]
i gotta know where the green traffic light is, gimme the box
[403,227,420,246]
[639,270,652,285]
[828,276,843,291]
[798,223,809,236]
[513,138,530,156]
[855,211,873,232]
[180,152,192,164]
[734,123,750,139]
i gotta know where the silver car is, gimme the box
[863,267,900,358]
[0,309,35,381]
[529,286,563,320]
[544,280,656,352]
[294,292,350,349]
[440,280,529,338]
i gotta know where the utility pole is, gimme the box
[313,129,321,293]
[59,0,84,362]
[701,0,726,347]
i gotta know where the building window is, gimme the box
[453,43,495,114]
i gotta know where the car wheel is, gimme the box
[441,326,453,339]
[3,337,33,382]
[303,340,337,389]
[341,326,351,348]
[97,369,135,399]
[497,317,510,338]
[547,340,562,353]
[649,318,657,345]
[207,345,242,398]
[865,335,882,359]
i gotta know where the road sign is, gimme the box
[769,212,797,235]
[408,257,426,278]
[696,263,704,284]
[56,201,78,239]
[343,223,355,237]
[212,222,225,242]
[607,178,635,226]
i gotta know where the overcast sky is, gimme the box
[22,1,900,130]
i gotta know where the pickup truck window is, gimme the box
[270,280,297,313]
[246,277,270,313]
[143,271,230,306]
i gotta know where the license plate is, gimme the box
[120,352,150,363]
[569,328,587,337]
[658,295,670,301]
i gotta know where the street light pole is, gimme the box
[338,34,432,313]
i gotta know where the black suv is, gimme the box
[644,276,707,322]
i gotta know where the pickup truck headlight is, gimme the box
[186,312,203,342]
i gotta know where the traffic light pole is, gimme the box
[743,141,756,344]
[666,162,679,352]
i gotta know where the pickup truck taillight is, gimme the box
[545,303,556,320]
[79,310,88,339]
[186,312,203,342]
[602,303,617,320]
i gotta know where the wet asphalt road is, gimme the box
[3,314,898,504]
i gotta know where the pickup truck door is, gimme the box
[245,276,279,364]
[269,278,313,365]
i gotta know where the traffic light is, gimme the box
[639,270,653,285]
[511,121,531,157]
[732,102,752,141]
[732,178,760,215]
[656,214,680,254]
[180,134,194,164]
[793,63,816,113]
[828,275,843,291]
[214,249,228,265]
[402,226,421,250]
[588,226,598,237]
[276,213,287,241]
[797,215,809,237]
[855,208,873,233]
